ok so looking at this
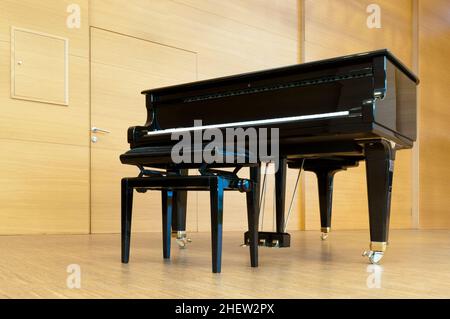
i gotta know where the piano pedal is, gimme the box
[240,239,279,248]
[243,231,290,248]
[172,231,191,249]
[262,239,280,248]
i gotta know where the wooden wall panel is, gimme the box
[0,1,90,234]
[0,139,89,234]
[303,0,414,230]
[0,44,90,146]
[90,0,301,232]
[0,1,89,146]
[304,0,413,62]
[172,0,298,40]
[90,0,299,79]
[418,0,450,228]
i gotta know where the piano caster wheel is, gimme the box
[320,232,329,241]
[363,242,387,264]
[362,250,384,264]
[320,227,330,241]
[174,231,191,249]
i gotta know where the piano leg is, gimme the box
[275,158,287,233]
[364,140,395,264]
[314,169,338,240]
[210,177,225,273]
[121,178,134,263]
[172,192,190,248]
[172,190,187,231]
[161,190,173,259]
[246,165,261,267]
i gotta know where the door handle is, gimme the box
[91,127,111,134]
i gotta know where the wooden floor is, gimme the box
[0,230,449,298]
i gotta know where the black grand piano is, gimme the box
[120,49,418,271]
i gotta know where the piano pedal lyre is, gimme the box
[172,230,192,249]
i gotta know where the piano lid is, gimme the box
[141,49,419,97]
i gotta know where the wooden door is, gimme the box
[90,28,197,233]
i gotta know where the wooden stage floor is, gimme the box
[0,230,449,298]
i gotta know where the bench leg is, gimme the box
[121,178,134,263]
[162,190,173,259]
[247,166,261,267]
[210,179,224,273]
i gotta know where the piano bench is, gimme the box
[120,171,260,273]
[119,145,254,169]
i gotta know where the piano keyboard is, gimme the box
[146,110,352,136]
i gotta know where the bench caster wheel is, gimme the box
[320,232,329,240]
[362,250,384,264]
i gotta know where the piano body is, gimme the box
[122,49,418,264]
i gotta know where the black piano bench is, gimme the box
[120,169,260,273]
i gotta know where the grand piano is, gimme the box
[121,49,418,267]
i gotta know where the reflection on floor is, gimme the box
[0,230,449,298]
